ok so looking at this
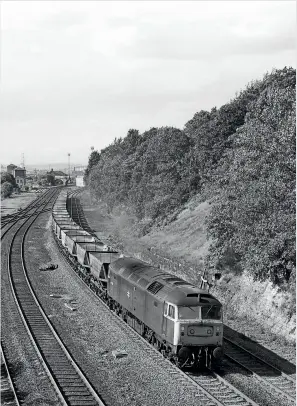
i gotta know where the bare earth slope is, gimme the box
[80,191,296,365]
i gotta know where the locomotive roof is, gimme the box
[110,257,221,306]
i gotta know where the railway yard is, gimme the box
[1,187,296,406]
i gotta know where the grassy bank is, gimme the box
[80,190,295,362]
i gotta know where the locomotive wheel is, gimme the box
[177,347,191,368]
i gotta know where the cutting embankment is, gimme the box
[80,192,295,354]
[82,67,296,359]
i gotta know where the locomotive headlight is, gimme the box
[181,326,185,331]
[216,327,220,331]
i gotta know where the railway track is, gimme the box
[1,188,58,237]
[2,188,105,406]
[224,337,296,402]
[1,190,48,227]
[53,229,260,406]
[1,344,20,406]
[62,191,297,405]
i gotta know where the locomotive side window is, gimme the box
[164,303,168,315]
[168,305,175,319]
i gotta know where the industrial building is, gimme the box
[72,166,86,187]
[7,163,26,189]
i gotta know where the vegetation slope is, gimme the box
[85,67,296,334]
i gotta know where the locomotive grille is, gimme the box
[147,281,164,294]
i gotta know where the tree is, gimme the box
[84,150,101,183]
[1,172,16,187]
[46,174,55,186]
[206,68,296,285]
[1,181,13,198]
[85,66,296,283]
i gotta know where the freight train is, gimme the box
[52,191,224,369]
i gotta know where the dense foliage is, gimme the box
[86,67,295,285]
[1,171,16,187]
[206,68,296,284]
[1,181,14,198]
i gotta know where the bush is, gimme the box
[1,172,16,187]
[1,181,13,198]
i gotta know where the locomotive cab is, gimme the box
[162,295,223,369]
[106,257,223,370]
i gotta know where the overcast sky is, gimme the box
[1,1,295,167]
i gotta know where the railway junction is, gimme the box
[1,187,296,406]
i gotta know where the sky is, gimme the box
[1,1,295,167]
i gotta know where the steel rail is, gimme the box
[4,190,67,406]
[53,228,260,406]
[1,343,21,406]
[184,369,259,406]
[7,191,105,406]
[1,188,57,239]
[224,337,296,402]
[59,190,296,406]
[58,192,260,405]
[1,188,51,226]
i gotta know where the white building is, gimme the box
[72,166,87,187]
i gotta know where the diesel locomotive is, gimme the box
[52,191,224,368]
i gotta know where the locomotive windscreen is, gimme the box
[178,305,222,320]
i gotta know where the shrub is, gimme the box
[1,181,13,198]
